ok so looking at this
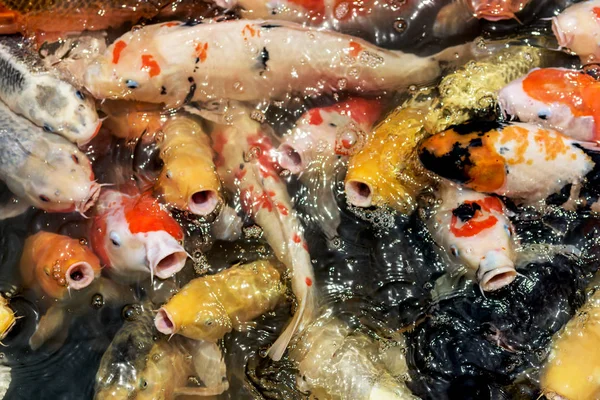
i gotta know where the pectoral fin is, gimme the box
[29,305,67,350]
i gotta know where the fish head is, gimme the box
[468,0,529,21]
[155,300,231,342]
[28,77,101,146]
[418,123,507,193]
[436,193,517,291]
[16,136,100,214]
[23,232,101,299]
[91,191,187,281]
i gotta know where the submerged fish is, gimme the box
[155,114,223,216]
[0,35,100,146]
[101,100,166,141]
[345,90,433,212]
[0,99,100,217]
[419,121,595,203]
[428,184,517,292]
[424,46,561,134]
[541,288,600,400]
[84,19,475,108]
[499,67,600,142]
[208,109,317,360]
[290,311,418,400]
[553,0,600,64]
[155,260,283,341]
[90,189,187,283]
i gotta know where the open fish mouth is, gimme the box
[65,262,96,290]
[345,179,373,207]
[188,190,221,216]
[278,144,306,174]
[145,232,188,279]
[154,307,176,335]
[79,182,101,214]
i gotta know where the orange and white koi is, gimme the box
[101,100,166,141]
[418,121,596,203]
[429,184,517,292]
[277,97,382,174]
[499,68,600,142]
[90,189,187,283]
[207,108,316,361]
[552,0,600,64]
[83,19,474,108]
[156,114,223,216]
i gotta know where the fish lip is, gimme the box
[76,120,103,148]
[155,307,176,335]
[544,392,568,400]
[551,17,568,48]
[65,261,95,290]
[479,265,517,291]
[80,182,101,214]
[146,235,188,279]
[277,144,305,174]
[345,179,373,207]
[188,190,220,216]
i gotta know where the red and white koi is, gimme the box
[418,121,596,203]
[90,189,188,283]
[498,67,600,142]
[83,19,474,108]
[429,184,517,292]
[552,0,600,64]
[207,108,316,361]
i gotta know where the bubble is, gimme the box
[91,294,104,309]
[244,225,264,239]
[79,238,88,246]
[122,304,142,321]
[250,109,266,123]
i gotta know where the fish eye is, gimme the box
[205,319,214,327]
[43,124,54,133]
[39,195,50,202]
[125,79,139,89]
[140,379,148,390]
[505,225,513,237]
[109,231,121,247]
[450,245,459,257]
[75,90,85,100]
[71,154,80,164]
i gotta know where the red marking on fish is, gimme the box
[449,198,501,238]
[293,233,302,243]
[242,24,260,40]
[348,40,364,58]
[289,0,326,13]
[212,131,228,168]
[195,42,208,63]
[593,6,600,20]
[123,193,183,240]
[162,22,181,27]
[276,203,289,216]
[141,54,161,78]
[305,277,313,286]
[112,40,127,64]
[308,109,324,125]
[246,134,279,180]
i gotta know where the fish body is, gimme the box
[101,100,166,140]
[20,231,101,299]
[0,99,99,214]
[156,114,222,216]
[424,46,555,134]
[0,296,15,342]
[541,289,600,400]
[0,35,100,146]
[290,313,418,400]
[84,19,474,107]
[345,95,433,212]
[90,189,187,283]
[155,260,284,341]
[429,184,517,291]
[418,121,595,203]
[499,67,600,142]
[553,0,600,64]
[277,97,382,174]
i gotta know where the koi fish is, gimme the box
[101,100,166,141]
[90,189,187,283]
[428,184,517,292]
[156,114,223,216]
[424,46,562,135]
[0,35,100,146]
[155,260,284,341]
[498,67,600,142]
[96,302,223,400]
[541,288,600,400]
[290,311,418,400]
[83,19,476,108]
[207,108,317,361]
[435,0,532,27]
[418,121,596,203]
[0,99,100,217]
[553,0,600,64]
[345,90,433,212]
[0,295,15,343]
[20,231,101,298]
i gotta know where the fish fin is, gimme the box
[0,198,30,220]
[29,305,67,350]
[188,340,228,389]
[96,277,137,306]
[577,141,600,153]
[433,2,477,38]
[0,12,18,35]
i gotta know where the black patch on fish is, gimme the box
[184,77,196,104]
[447,120,505,136]
[0,54,25,93]
[258,47,269,72]
[452,202,481,222]
[468,138,482,148]
[537,111,548,120]
[260,23,281,29]
[419,142,472,184]
[184,20,203,26]
[498,147,509,155]
[160,86,167,95]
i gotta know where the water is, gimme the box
[0,0,597,399]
